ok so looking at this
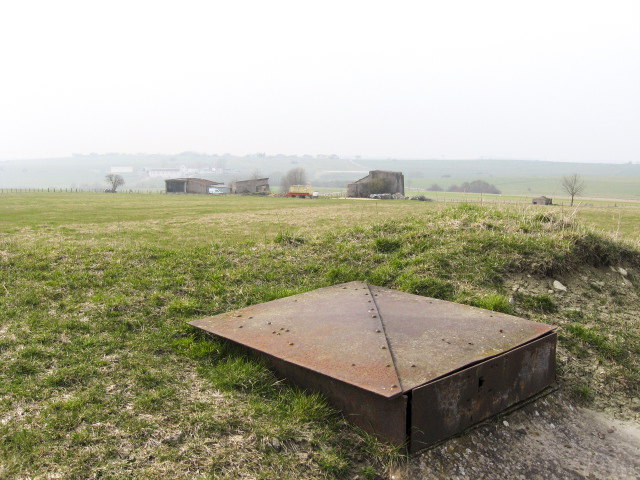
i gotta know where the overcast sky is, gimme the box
[1,1,639,162]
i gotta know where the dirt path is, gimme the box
[397,391,640,479]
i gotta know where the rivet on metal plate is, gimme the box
[189,281,557,452]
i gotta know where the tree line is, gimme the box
[428,180,501,194]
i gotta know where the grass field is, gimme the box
[1,193,639,478]
[408,176,640,200]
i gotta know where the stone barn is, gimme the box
[232,178,270,194]
[165,178,222,194]
[347,170,404,198]
[532,196,552,205]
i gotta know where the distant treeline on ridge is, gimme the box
[428,180,501,194]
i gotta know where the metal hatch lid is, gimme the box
[189,282,555,398]
[190,282,402,397]
[369,285,556,391]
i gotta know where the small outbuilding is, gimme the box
[532,196,552,205]
[347,170,404,198]
[232,178,270,194]
[165,178,222,194]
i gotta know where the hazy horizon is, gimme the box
[1,1,639,164]
[1,154,638,165]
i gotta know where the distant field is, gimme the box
[0,193,438,245]
[409,176,640,200]
[2,192,639,242]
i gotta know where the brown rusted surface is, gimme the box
[370,285,555,391]
[189,281,557,449]
[410,332,557,452]
[262,352,408,446]
[190,282,402,397]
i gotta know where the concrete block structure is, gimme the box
[532,196,553,205]
[232,178,270,194]
[347,170,404,198]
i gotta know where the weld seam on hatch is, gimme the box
[366,282,404,392]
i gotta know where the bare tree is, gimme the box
[280,167,307,193]
[250,169,263,179]
[561,174,585,206]
[105,174,125,192]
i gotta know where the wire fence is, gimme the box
[0,187,163,194]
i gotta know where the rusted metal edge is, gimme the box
[409,331,557,451]
[188,281,403,398]
[192,331,410,446]
[412,328,557,391]
[411,384,560,453]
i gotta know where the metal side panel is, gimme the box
[410,332,557,453]
[254,351,409,447]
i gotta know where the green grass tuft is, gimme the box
[373,237,403,253]
[516,293,558,313]
[399,277,456,300]
[470,294,513,314]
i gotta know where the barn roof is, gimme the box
[165,178,221,186]
[350,170,403,185]
[236,178,270,183]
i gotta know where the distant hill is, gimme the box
[1,154,638,199]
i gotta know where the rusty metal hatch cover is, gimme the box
[189,281,556,451]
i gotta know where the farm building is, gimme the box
[165,178,222,194]
[232,178,270,194]
[532,196,552,205]
[347,170,405,198]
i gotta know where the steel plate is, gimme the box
[189,281,557,448]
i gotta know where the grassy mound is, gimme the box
[1,196,638,478]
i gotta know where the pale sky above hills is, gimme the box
[0,0,639,163]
